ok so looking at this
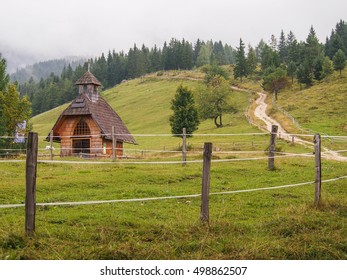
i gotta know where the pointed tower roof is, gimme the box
[75,71,101,86]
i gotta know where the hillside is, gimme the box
[5,69,347,260]
[32,68,347,153]
[32,70,263,151]
[274,70,347,135]
[10,57,86,84]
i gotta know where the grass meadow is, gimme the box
[1,155,347,260]
[1,69,346,260]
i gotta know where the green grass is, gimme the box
[1,157,346,260]
[32,72,310,156]
[274,69,347,139]
[2,69,346,260]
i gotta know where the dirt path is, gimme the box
[253,91,313,147]
[252,91,347,162]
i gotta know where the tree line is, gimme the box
[170,20,347,134]
[18,39,237,116]
[8,19,347,121]
[233,20,347,96]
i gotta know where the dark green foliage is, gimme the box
[278,30,287,63]
[287,61,297,84]
[325,20,347,58]
[304,26,323,77]
[234,39,248,82]
[313,53,324,80]
[15,38,237,116]
[169,85,199,136]
[11,19,347,117]
[333,49,346,75]
[260,44,280,72]
[246,46,257,77]
[296,63,313,87]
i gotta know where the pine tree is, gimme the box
[333,49,346,76]
[322,56,334,78]
[246,45,257,77]
[149,45,162,72]
[304,26,322,75]
[287,61,297,84]
[169,85,199,136]
[194,39,203,65]
[278,30,287,63]
[234,39,248,82]
[286,31,299,64]
[296,63,313,87]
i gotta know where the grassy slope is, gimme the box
[273,69,347,137]
[32,71,266,152]
[1,158,347,259]
[1,69,346,260]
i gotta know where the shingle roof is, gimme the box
[75,71,102,86]
[49,94,136,144]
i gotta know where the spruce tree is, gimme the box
[246,45,257,77]
[169,85,199,136]
[234,39,248,82]
[333,49,346,76]
[278,30,287,63]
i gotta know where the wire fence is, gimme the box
[1,131,347,237]
[1,175,346,209]
[1,130,346,162]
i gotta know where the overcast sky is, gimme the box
[1,0,346,70]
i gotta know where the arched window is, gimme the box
[73,119,90,136]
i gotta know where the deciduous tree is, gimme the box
[197,76,237,128]
[0,84,32,137]
[262,67,289,100]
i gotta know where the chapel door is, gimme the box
[72,139,90,155]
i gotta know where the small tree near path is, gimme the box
[262,67,289,100]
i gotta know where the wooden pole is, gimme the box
[268,125,278,171]
[182,127,187,166]
[49,130,53,161]
[200,142,212,224]
[314,134,322,207]
[112,126,116,160]
[25,132,38,236]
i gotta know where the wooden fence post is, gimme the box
[25,132,38,236]
[182,127,187,166]
[268,125,278,171]
[112,126,116,160]
[49,130,53,161]
[314,134,321,207]
[200,142,212,224]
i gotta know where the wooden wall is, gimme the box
[55,116,123,157]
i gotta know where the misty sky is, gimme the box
[1,0,347,70]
